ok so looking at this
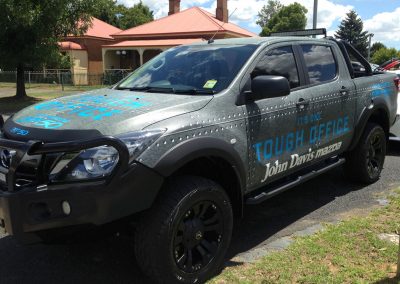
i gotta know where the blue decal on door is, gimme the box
[371,82,392,97]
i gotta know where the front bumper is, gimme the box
[0,135,163,242]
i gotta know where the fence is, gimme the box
[0,69,132,87]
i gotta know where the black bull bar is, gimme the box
[0,135,130,192]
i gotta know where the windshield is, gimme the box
[116,44,258,94]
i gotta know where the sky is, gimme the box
[117,0,400,50]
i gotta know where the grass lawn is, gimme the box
[211,189,400,284]
[0,82,104,92]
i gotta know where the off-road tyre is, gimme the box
[134,176,233,284]
[345,123,386,183]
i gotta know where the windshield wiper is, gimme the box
[146,87,176,93]
[174,89,216,95]
[117,86,215,95]
[115,86,133,90]
[127,86,176,93]
[128,86,152,91]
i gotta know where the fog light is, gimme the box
[62,201,71,216]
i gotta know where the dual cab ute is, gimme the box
[0,36,398,283]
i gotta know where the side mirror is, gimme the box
[250,75,290,101]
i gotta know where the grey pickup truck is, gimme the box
[0,35,398,283]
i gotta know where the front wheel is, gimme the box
[345,123,386,183]
[134,176,233,283]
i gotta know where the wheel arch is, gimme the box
[153,137,247,217]
[349,103,390,151]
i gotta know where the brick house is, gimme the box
[60,0,255,85]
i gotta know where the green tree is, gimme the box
[0,0,98,98]
[260,3,308,36]
[118,1,154,30]
[370,42,386,58]
[93,0,121,27]
[93,1,153,30]
[256,0,283,29]
[46,52,73,70]
[335,10,370,58]
[371,47,400,65]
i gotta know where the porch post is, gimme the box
[102,48,107,73]
[138,48,144,66]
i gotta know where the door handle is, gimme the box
[296,98,309,109]
[340,86,349,96]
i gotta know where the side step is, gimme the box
[389,136,400,142]
[246,158,345,205]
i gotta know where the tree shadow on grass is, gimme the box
[373,276,400,284]
[0,96,42,115]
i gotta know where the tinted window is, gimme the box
[252,46,300,89]
[301,45,336,84]
[117,44,258,94]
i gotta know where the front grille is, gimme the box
[0,149,44,192]
[14,159,39,188]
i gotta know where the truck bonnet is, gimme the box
[4,88,212,142]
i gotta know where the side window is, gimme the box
[343,43,370,78]
[301,45,337,84]
[252,46,300,89]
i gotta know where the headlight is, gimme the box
[50,129,165,182]
[50,146,119,182]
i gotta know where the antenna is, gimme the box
[208,8,237,44]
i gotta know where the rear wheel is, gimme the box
[134,176,233,283]
[345,123,386,183]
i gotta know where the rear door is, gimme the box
[297,42,357,157]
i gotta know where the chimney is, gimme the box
[168,0,181,15]
[216,0,228,23]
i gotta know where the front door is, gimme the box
[244,45,318,190]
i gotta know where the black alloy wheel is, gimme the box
[366,131,385,178]
[345,123,386,183]
[173,201,223,273]
[134,176,233,284]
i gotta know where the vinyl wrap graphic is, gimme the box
[371,82,393,98]
[10,89,213,134]
[252,115,349,162]
[16,94,150,129]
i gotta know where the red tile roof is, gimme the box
[113,7,256,38]
[103,38,204,48]
[59,41,86,50]
[85,18,122,39]
[66,18,122,40]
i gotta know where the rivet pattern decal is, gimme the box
[137,76,396,191]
